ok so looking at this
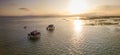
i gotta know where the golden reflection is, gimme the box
[70,18,84,45]
[74,20,83,32]
[68,17,84,54]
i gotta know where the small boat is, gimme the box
[46,24,55,31]
[28,30,40,40]
[24,26,27,29]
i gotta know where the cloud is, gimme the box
[0,8,6,13]
[89,5,120,16]
[97,5,120,11]
[9,3,18,6]
[19,8,30,11]
[0,9,3,13]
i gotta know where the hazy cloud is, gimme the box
[19,8,30,11]
[89,5,120,16]
[0,9,3,13]
[97,5,120,11]
[9,3,18,7]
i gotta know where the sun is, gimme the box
[68,0,89,14]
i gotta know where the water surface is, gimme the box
[0,17,120,55]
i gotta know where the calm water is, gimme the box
[0,17,120,55]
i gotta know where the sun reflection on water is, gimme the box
[70,18,84,46]
[68,19,84,54]
[74,20,83,33]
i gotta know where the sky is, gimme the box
[0,0,120,16]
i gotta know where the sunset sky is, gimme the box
[0,0,120,16]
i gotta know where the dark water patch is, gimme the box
[113,19,120,21]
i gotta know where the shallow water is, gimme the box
[0,17,120,55]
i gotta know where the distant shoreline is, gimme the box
[0,15,120,20]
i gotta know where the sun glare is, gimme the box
[71,18,83,45]
[74,19,83,32]
[68,0,89,14]
[70,18,84,47]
